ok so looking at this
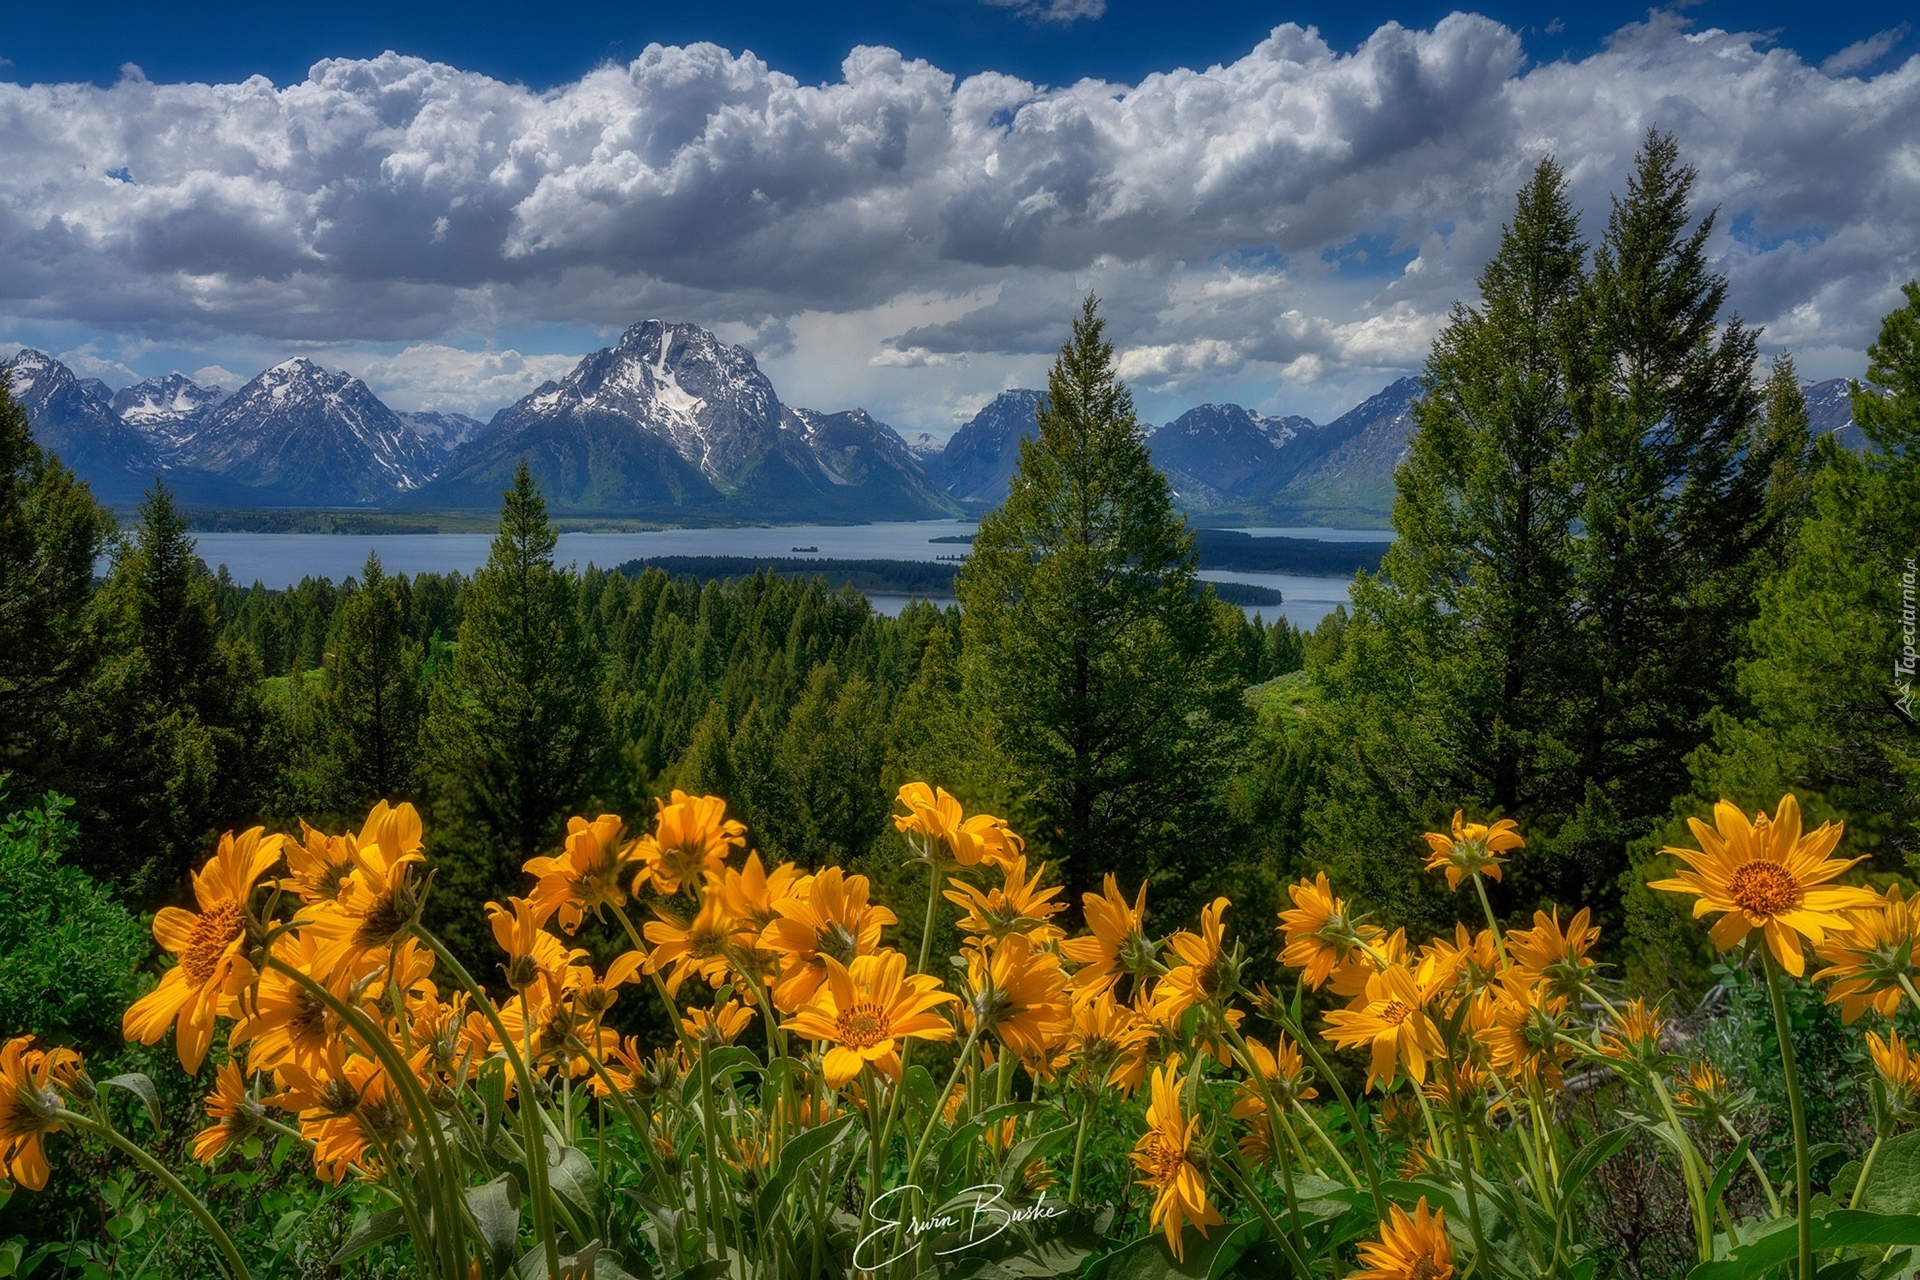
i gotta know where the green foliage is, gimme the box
[322,553,425,808]
[0,372,113,799]
[1685,281,1920,881]
[958,296,1247,906]
[0,791,145,1046]
[1311,137,1818,936]
[421,463,610,961]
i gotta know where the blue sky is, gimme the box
[1,2,1916,431]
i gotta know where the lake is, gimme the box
[185,520,1381,628]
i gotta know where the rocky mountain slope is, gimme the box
[923,389,1045,508]
[418,320,956,520]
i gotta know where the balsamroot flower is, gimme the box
[524,814,632,934]
[711,851,804,933]
[123,827,284,1073]
[762,867,896,1012]
[633,791,745,896]
[230,930,348,1073]
[783,950,956,1088]
[1598,998,1668,1066]
[1322,963,1441,1090]
[299,801,427,976]
[1061,874,1152,996]
[1867,1031,1920,1122]
[1648,795,1881,976]
[893,783,1023,868]
[963,932,1071,1058]
[1151,898,1236,1024]
[1422,811,1524,890]
[1067,990,1153,1091]
[282,820,358,904]
[1277,873,1377,989]
[1129,1055,1224,1261]
[682,998,756,1047]
[644,897,741,997]
[1505,907,1600,1002]
[1354,1197,1455,1280]
[1813,884,1920,1023]
[945,856,1067,950]
[0,1038,78,1191]
[192,1060,262,1164]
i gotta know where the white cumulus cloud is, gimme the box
[0,13,1913,426]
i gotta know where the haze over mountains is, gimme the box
[2,321,1867,528]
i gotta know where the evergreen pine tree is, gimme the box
[1561,130,1793,910]
[1686,282,1920,871]
[322,552,425,809]
[421,463,606,951]
[958,297,1243,904]
[0,369,113,790]
[88,483,267,894]
[1311,159,1588,916]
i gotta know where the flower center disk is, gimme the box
[184,902,246,986]
[1727,861,1803,916]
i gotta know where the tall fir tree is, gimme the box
[421,463,606,954]
[87,484,268,895]
[1311,159,1588,916]
[1683,282,1920,874]
[958,297,1243,906]
[0,369,113,792]
[1562,130,1800,913]
[322,552,425,809]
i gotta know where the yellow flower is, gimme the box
[893,783,1024,868]
[1648,794,1881,977]
[963,932,1072,1059]
[192,1060,261,1164]
[1422,811,1523,891]
[783,950,957,1088]
[299,801,428,977]
[123,826,284,1073]
[1505,907,1600,1003]
[1481,976,1571,1091]
[1277,873,1377,989]
[1151,898,1234,1024]
[0,1037,77,1192]
[945,856,1067,950]
[1066,990,1154,1090]
[1354,1197,1455,1280]
[1598,998,1667,1066]
[1322,963,1441,1090]
[1129,1055,1224,1261]
[710,850,805,933]
[682,998,757,1047]
[1867,1031,1920,1122]
[524,814,633,934]
[1231,1034,1316,1162]
[1420,924,1502,996]
[230,931,350,1074]
[1671,1061,1745,1124]
[644,897,742,997]
[1060,874,1151,996]
[281,820,357,904]
[1812,884,1920,1023]
[299,1054,407,1185]
[633,791,745,896]
[761,867,897,1012]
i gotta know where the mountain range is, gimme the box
[1,324,1869,528]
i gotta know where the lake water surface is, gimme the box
[188,520,1382,628]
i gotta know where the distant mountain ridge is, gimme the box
[10,327,1861,527]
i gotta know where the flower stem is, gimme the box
[57,1110,252,1280]
[1761,947,1815,1280]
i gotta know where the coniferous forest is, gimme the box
[2,134,1918,1280]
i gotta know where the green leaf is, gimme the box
[466,1173,523,1272]
[1086,1220,1263,1280]
[1706,1138,1752,1217]
[102,1073,163,1134]
[1559,1128,1635,1208]
[1856,1131,1920,1216]
[516,1239,650,1280]
[939,1103,1047,1184]
[657,1262,732,1280]
[994,1125,1073,1195]
[331,1207,410,1265]
[1687,1211,1920,1280]
[547,1145,605,1232]
[755,1113,861,1223]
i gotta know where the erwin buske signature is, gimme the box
[853,1183,1069,1270]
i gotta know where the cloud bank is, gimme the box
[0,13,1915,424]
